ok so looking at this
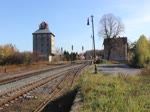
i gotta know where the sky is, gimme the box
[0,0,150,53]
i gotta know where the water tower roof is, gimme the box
[33,22,55,36]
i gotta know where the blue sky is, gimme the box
[0,0,150,53]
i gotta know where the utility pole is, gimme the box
[87,15,97,74]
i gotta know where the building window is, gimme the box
[47,37,49,41]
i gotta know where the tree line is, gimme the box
[0,44,40,65]
[0,45,79,65]
[63,50,78,61]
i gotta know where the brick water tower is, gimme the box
[33,22,55,61]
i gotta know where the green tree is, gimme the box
[64,50,70,61]
[135,35,150,67]
[72,52,78,61]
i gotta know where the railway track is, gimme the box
[0,63,89,109]
[34,64,88,112]
[0,64,76,86]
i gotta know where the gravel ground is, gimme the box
[0,65,65,81]
[97,64,141,75]
[0,64,80,93]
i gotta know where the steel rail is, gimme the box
[0,65,82,106]
[33,64,87,112]
[0,64,73,86]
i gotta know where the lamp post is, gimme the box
[87,15,97,74]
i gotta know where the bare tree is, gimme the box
[99,13,125,60]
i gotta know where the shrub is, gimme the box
[0,44,41,65]
[139,68,150,76]
[96,59,101,64]
[97,59,111,64]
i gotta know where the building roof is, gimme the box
[32,22,55,36]
[103,37,127,45]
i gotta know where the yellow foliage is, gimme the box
[0,44,17,57]
[136,35,150,66]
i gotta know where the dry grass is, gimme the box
[79,69,150,112]
[139,68,150,76]
[0,61,48,76]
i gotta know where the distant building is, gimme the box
[33,22,55,61]
[103,37,128,61]
[84,50,104,60]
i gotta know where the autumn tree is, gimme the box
[0,44,41,65]
[134,35,150,67]
[0,46,3,64]
[0,44,18,65]
[99,13,125,60]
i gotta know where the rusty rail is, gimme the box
[0,65,82,106]
[33,64,88,112]
[0,64,72,85]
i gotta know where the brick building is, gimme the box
[103,37,128,61]
[33,22,55,61]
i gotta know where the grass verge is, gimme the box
[79,68,150,112]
